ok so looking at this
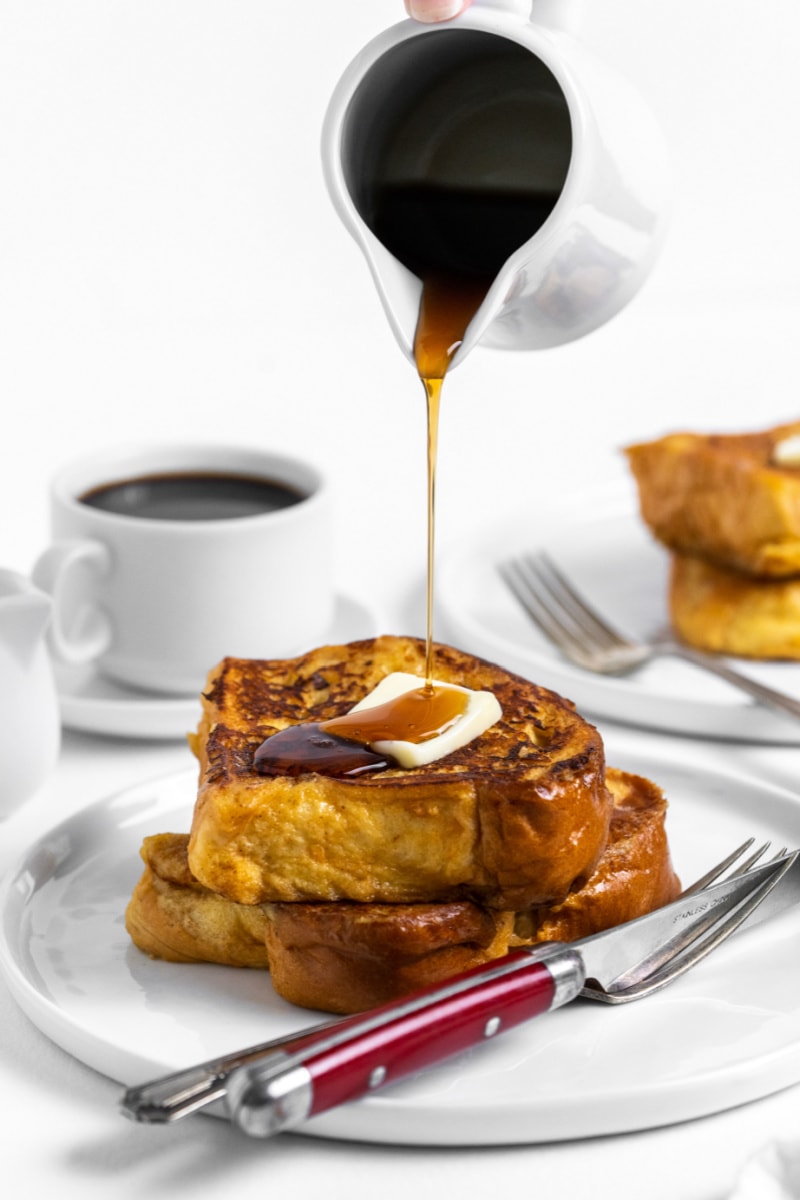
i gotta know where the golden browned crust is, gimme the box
[124,833,270,968]
[124,769,679,1013]
[187,636,611,910]
[264,766,680,1013]
[513,766,680,945]
[625,420,800,577]
[264,902,515,1014]
[669,552,800,659]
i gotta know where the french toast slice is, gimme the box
[669,551,800,659]
[125,768,679,1014]
[511,766,680,945]
[187,636,611,910]
[125,833,271,967]
[265,767,680,1012]
[625,420,800,577]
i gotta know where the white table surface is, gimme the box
[1,2,799,1197]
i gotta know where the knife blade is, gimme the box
[121,851,799,1137]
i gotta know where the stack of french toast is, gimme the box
[626,419,800,659]
[126,635,680,1014]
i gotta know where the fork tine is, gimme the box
[718,843,789,879]
[584,850,798,1003]
[728,842,773,876]
[679,838,756,897]
[670,839,786,899]
[610,852,797,999]
[498,560,582,655]
[525,552,629,652]
[501,556,608,660]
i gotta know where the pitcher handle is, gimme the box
[530,0,582,33]
[468,0,583,34]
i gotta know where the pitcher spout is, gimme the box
[323,0,668,363]
[360,232,422,367]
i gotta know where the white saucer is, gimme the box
[54,593,380,740]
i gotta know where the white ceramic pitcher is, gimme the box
[322,0,670,361]
[0,569,60,815]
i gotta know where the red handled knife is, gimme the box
[121,849,798,1138]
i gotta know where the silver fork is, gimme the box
[500,552,800,722]
[580,838,789,1003]
[122,840,798,1135]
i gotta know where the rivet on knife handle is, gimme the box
[226,944,585,1138]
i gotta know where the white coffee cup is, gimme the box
[31,444,333,695]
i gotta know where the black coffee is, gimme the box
[79,472,305,521]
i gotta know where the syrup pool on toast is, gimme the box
[254,672,501,777]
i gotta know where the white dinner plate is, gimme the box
[438,500,800,744]
[1,756,800,1146]
[53,593,379,740]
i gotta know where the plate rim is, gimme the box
[2,757,800,1146]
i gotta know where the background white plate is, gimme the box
[1,757,800,1146]
[438,503,800,744]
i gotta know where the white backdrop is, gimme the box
[0,0,798,615]
[2,8,800,1196]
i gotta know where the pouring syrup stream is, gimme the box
[255,277,486,778]
[413,273,490,687]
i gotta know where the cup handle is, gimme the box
[32,539,113,665]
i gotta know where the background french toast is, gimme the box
[187,636,612,911]
[125,768,680,1014]
[625,420,800,577]
[669,552,800,659]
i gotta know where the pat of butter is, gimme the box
[772,434,800,466]
[348,671,502,768]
